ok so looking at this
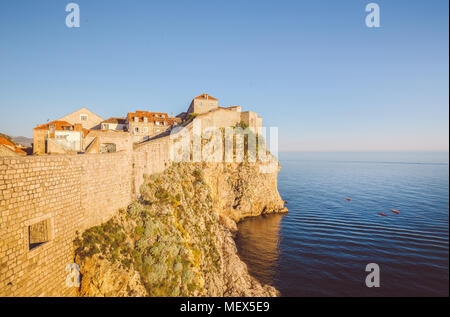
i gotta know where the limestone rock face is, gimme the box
[220,229,279,297]
[75,161,286,297]
[203,162,287,221]
[76,255,147,297]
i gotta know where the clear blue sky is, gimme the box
[0,0,448,151]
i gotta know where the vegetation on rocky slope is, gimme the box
[74,162,284,297]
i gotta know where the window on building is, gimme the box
[80,115,88,121]
[134,117,139,122]
[103,124,109,130]
[29,219,50,250]
[143,117,148,123]
[143,127,148,133]
[134,127,139,134]
[155,121,160,126]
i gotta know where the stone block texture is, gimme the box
[0,151,140,296]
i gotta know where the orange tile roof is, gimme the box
[127,111,176,124]
[0,136,15,147]
[193,94,218,101]
[34,120,74,131]
[0,137,26,154]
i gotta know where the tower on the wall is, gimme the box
[187,94,219,115]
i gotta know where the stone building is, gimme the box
[84,130,132,154]
[0,137,27,156]
[33,120,87,155]
[194,107,262,134]
[31,95,262,155]
[33,108,105,155]
[100,117,127,131]
[57,107,104,130]
[185,94,263,134]
[126,111,181,143]
[240,110,263,133]
[187,94,219,115]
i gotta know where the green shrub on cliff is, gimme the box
[74,219,131,266]
[74,163,226,296]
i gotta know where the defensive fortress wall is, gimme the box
[0,135,171,296]
[0,107,266,296]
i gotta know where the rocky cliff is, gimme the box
[74,161,287,297]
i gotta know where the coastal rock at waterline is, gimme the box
[220,231,279,297]
[203,162,287,221]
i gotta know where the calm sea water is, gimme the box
[235,152,449,296]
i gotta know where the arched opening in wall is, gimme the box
[100,143,116,153]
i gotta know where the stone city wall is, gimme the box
[0,150,149,296]
[0,111,250,296]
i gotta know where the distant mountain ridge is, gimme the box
[0,133,33,148]
[12,136,33,147]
